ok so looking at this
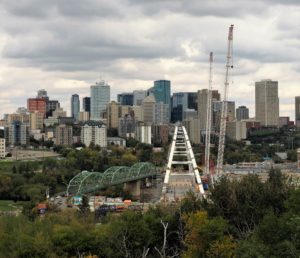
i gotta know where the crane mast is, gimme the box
[204,52,213,185]
[216,24,234,177]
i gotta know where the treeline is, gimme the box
[1,169,300,257]
[0,144,168,202]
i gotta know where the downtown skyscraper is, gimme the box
[90,81,110,121]
[255,80,279,127]
[71,94,80,120]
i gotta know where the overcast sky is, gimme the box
[0,0,299,119]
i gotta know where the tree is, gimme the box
[183,211,236,258]
[93,211,153,258]
[208,174,268,237]
[79,195,90,215]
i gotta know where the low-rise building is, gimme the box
[107,137,126,147]
[227,119,261,141]
[297,148,300,171]
[0,138,5,158]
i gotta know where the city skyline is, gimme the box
[0,1,299,118]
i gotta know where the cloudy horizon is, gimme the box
[0,0,299,119]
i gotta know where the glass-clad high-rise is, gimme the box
[90,81,110,121]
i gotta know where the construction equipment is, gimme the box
[204,52,214,186]
[216,24,234,177]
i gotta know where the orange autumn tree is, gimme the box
[183,211,236,258]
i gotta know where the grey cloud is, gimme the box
[1,0,125,19]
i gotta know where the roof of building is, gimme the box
[107,137,125,141]
[82,120,106,128]
[142,94,156,103]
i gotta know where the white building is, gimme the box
[136,123,151,144]
[90,81,110,121]
[107,137,126,147]
[0,138,5,158]
[81,121,107,148]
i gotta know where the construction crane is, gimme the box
[216,24,234,177]
[204,52,213,186]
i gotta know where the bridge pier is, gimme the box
[123,180,141,200]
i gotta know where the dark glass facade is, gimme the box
[117,93,134,106]
[83,97,91,112]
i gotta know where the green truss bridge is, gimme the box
[67,162,157,196]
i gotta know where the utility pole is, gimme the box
[204,52,214,186]
[216,24,234,177]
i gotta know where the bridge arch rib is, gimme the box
[67,171,104,195]
[67,162,157,195]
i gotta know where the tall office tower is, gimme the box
[133,90,147,106]
[148,80,171,105]
[117,93,134,106]
[213,101,235,131]
[187,92,198,110]
[172,92,188,122]
[197,89,220,130]
[27,98,47,118]
[155,103,169,124]
[148,80,171,122]
[55,124,73,146]
[30,111,44,130]
[107,101,120,129]
[71,94,80,120]
[90,81,110,121]
[37,89,48,99]
[295,96,300,128]
[81,121,107,148]
[142,94,156,124]
[255,80,279,127]
[171,92,197,122]
[131,105,143,122]
[182,118,201,144]
[8,121,29,146]
[82,97,91,112]
[236,105,249,121]
[46,100,60,117]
